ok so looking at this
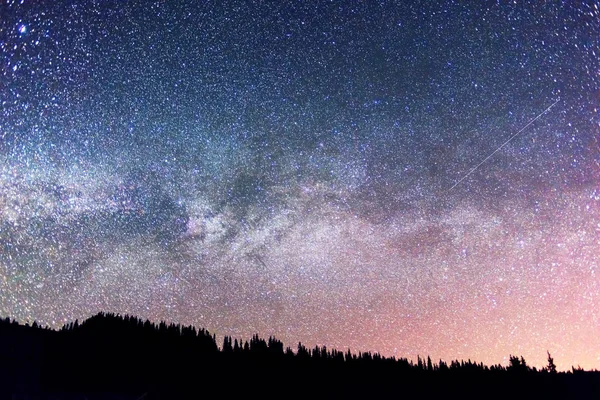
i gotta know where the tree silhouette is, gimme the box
[508,355,530,373]
[223,336,233,353]
[0,312,599,399]
[546,351,557,374]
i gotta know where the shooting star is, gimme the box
[448,99,560,192]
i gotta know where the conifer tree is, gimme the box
[546,351,557,374]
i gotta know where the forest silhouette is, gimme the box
[1,312,598,399]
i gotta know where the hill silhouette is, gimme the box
[0,312,598,399]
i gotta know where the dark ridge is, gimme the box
[1,312,598,399]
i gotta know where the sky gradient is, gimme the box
[1,0,599,371]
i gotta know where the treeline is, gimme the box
[0,312,598,399]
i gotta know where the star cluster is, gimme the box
[1,0,599,370]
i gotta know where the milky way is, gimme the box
[1,0,599,370]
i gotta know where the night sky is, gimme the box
[1,0,599,370]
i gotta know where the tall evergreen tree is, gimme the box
[546,351,557,374]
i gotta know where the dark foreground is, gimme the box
[1,313,598,399]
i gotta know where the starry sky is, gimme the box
[1,0,599,371]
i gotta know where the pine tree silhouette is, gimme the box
[546,351,557,374]
[1,312,599,398]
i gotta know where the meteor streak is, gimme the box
[448,99,560,192]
